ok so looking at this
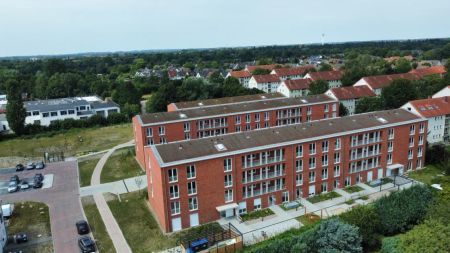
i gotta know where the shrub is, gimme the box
[380,237,401,253]
[314,219,363,253]
[340,205,382,249]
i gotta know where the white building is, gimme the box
[353,73,421,96]
[248,74,281,93]
[270,66,315,81]
[402,96,450,143]
[24,96,120,126]
[0,204,7,253]
[304,70,343,88]
[325,86,376,115]
[226,70,252,87]
[277,79,312,97]
[432,85,450,98]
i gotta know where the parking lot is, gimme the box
[0,161,84,253]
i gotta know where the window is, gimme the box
[186,165,195,179]
[146,128,153,137]
[168,168,178,182]
[409,137,414,147]
[419,123,425,133]
[159,137,167,144]
[189,197,198,211]
[50,111,57,117]
[324,104,329,112]
[296,160,303,172]
[253,198,261,210]
[264,122,269,128]
[187,181,197,195]
[334,153,340,164]
[296,145,303,157]
[235,115,241,124]
[418,146,423,157]
[322,141,329,152]
[184,133,190,140]
[322,168,328,179]
[309,157,316,169]
[333,165,340,177]
[225,189,233,202]
[224,158,232,172]
[264,111,270,121]
[332,103,337,111]
[245,114,250,123]
[309,171,315,182]
[388,128,394,139]
[254,113,260,122]
[224,174,232,187]
[408,149,413,159]
[309,143,316,155]
[235,125,241,132]
[245,124,251,131]
[42,112,49,118]
[409,125,415,135]
[418,135,424,145]
[282,191,289,203]
[32,111,39,116]
[321,182,328,193]
[334,138,341,150]
[169,185,179,199]
[307,107,312,115]
[159,126,165,135]
[171,201,180,215]
[388,141,393,152]
[296,173,303,186]
[184,122,190,132]
[255,123,260,129]
[60,110,67,115]
[146,138,154,145]
[321,155,328,166]
[68,109,75,114]
[387,153,393,165]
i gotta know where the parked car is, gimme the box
[78,236,96,253]
[15,164,25,171]
[8,182,19,193]
[76,220,90,235]
[26,162,35,170]
[10,175,19,183]
[35,161,45,170]
[34,173,44,182]
[13,233,28,244]
[19,181,29,190]
[33,180,43,189]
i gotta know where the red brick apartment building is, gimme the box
[133,94,339,168]
[144,109,426,232]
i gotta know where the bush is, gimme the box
[340,205,382,249]
[374,184,433,235]
[380,237,401,253]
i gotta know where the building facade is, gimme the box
[248,74,281,93]
[325,86,376,115]
[144,109,426,232]
[277,79,312,98]
[133,95,339,169]
[304,70,343,89]
[432,85,450,98]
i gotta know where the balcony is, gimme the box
[197,123,228,131]
[242,171,285,184]
[350,150,380,160]
[242,184,285,198]
[243,157,284,169]
[350,137,381,147]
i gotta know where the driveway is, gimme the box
[0,161,84,253]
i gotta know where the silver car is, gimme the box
[8,182,19,193]
[35,161,45,170]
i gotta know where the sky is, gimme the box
[0,0,449,57]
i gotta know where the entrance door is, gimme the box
[377,168,383,179]
[171,217,182,232]
[225,209,234,218]
[268,195,276,206]
[189,213,199,227]
[367,171,373,182]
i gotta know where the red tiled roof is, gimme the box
[229,70,251,78]
[246,64,277,72]
[384,55,414,63]
[252,74,281,83]
[361,73,421,89]
[329,86,376,100]
[408,96,450,118]
[272,66,315,77]
[409,66,446,77]
[167,69,177,78]
[282,79,312,90]
[307,70,344,81]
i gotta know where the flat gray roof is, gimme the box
[24,98,90,113]
[139,94,335,125]
[152,109,424,167]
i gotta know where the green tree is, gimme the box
[6,80,26,135]
[394,58,412,73]
[381,79,417,109]
[339,103,349,116]
[314,219,363,253]
[208,71,224,85]
[146,82,178,113]
[112,81,141,106]
[394,220,450,253]
[177,77,211,101]
[355,97,383,113]
[308,80,329,95]
[251,68,271,75]
[121,103,140,119]
[340,205,382,249]
[318,63,333,71]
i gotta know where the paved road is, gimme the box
[91,141,133,253]
[0,161,84,253]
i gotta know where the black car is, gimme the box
[15,164,25,171]
[78,236,96,253]
[10,175,19,183]
[13,233,28,244]
[33,180,43,189]
[76,220,90,235]
[34,173,44,182]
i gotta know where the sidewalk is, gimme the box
[80,175,147,196]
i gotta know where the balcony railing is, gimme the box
[243,157,284,168]
[242,171,285,184]
[243,184,285,198]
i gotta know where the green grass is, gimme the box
[296,213,321,226]
[108,192,177,252]
[343,185,364,194]
[240,208,275,222]
[307,191,341,203]
[359,196,369,200]
[101,147,144,184]
[78,158,100,187]
[0,123,132,158]
[345,199,355,205]
[7,202,53,253]
[407,165,445,185]
[81,197,115,253]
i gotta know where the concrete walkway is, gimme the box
[80,175,147,196]
[91,140,134,253]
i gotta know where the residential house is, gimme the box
[270,66,315,80]
[248,74,281,93]
[325,86,376,115]
[432,85,450,98]
[402,96,450,143]
[245,64,276,73]
[304,70,344,88]
[353,73,421,96]
[409,66,447,78]
[0,114,9,132]
[277,79,312,98]
[226,70,252,87]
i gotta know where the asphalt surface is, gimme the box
[0,161,84,253]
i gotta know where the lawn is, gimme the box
[78,158,100,187]
[7,202,52,252]
[81,197,115,253]
[108,192,177,252]
[307,191,341,203]
[296,213,321,226]
[240,208,275,222]
[101,147,144,184]
[343,185,364,194]
[0,123,132,158]
[407,165,445,185]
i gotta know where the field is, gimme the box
[0,123,132,158]
[81,196,115,253]
[78,158,100,187]
[100,147,144,184]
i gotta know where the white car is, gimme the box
[8,182,19,193]
[19,181,30,190]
